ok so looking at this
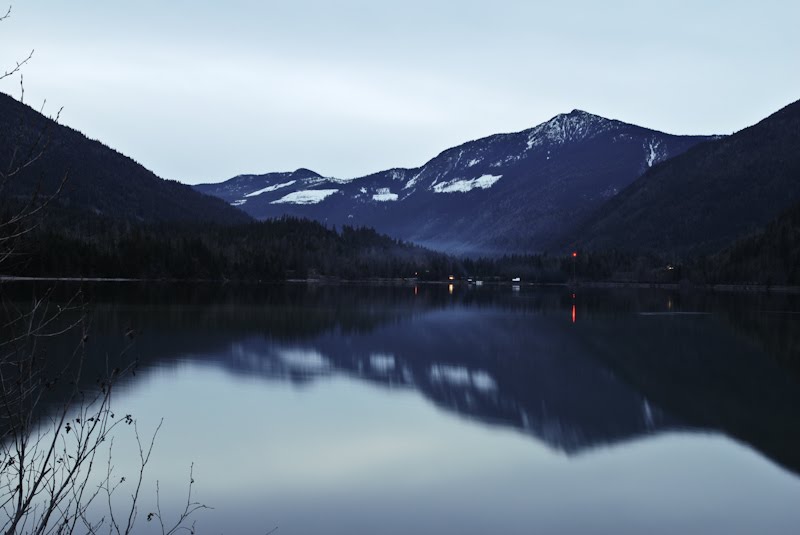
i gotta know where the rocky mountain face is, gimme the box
[196,110,716,254]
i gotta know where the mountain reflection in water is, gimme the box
[17,282,800,477]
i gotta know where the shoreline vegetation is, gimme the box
[3,275,799,294]
[4,202,798,289]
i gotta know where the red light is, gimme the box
[572,304,577,324]
[572,251,578,258]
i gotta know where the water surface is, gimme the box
[8,283,800,534]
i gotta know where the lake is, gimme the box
[5,282,800,534]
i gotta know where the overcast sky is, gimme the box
[1,1,798,184]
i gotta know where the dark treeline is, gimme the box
[3,197,799,285]
[2,204,461,280]
[0,201,655,282]
[691,199,800,286]
[0,201,650,282]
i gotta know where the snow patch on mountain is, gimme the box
[230,199,247,206]
[302,176,330,187]
[527,110,614,150]
[372,188,398,202]
[327,176,359,184]
[489,154,521,168]
[244,180,297,198]
[271,189,339,205]
[404,171,423,190]
[433,174,502,193]
[644,138,665,167]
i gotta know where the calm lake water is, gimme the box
[6,282,800,534]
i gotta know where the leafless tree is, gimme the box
[0,5,64,271]
[0,6,207,534]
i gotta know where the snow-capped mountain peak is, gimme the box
[196,110,719,254]
[526,109,615,149]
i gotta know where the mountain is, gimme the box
[196,111,716,255]
[698,199,800,285]
[570,98,800,256]
[0,92,249,225]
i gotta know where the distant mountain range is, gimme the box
[570,99,800,255]
[5,85,799,263]
[196,111,717,254]
[0,92,249,225]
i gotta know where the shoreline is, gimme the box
[2,275,799,294]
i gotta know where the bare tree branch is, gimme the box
[0,9,210,534]
[0,5,34,83]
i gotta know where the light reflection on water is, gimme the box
[120,368,799,535]
[8,283,800,534]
